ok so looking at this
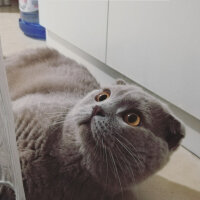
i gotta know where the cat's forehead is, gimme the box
[103,85,149,99]
[100,85,165,111]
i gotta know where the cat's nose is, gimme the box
[92,105,105,117]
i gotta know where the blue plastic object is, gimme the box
[19,0,46,40]
[19,18,46,40]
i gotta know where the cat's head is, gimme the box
[66,82,185,191]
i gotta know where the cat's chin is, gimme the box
[78,117,92,126]
[78,118,115,152]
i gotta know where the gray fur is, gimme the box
[1,48,185,200]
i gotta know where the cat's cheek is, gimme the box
[144,135,170,174]
[76,124,89,142]
[74,127,83,146]
[76,124,96,150]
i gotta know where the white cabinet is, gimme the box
[39,0,200,119]
[39,0,108,62]
[106,0,200,120]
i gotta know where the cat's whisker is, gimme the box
[49,120,66,129]
[112,146,127,187]
[45,112,64,115]
[115,143,136,185]
[92,143,100,167]
[116,133,144,166]
[114,137,143,176]
[43,105,69,111]
[101,139,109,199]
[116,140,143,177]
[101,139,105,162]
[43,113,66,122]
[45,111,67,116]
[47,120,65,130]
[102,141,109,192]
[116,134,145,174]
[44,116,66,122]
[117,133,144,155]
[41,102,68,107]
[66,113,91,122]
[109,150,124,199]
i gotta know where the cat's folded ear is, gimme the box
[116,79,126,85]
[166,115,185,151]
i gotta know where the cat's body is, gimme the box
[2,48,185,200]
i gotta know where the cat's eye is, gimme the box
[123,113,141,126]
[95,90,110,102]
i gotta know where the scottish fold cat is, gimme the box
[1,48,185,200]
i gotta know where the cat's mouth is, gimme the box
[78,115,94,129]
[78,117,92,126]
[78,106,101,126]
[78,107,114,148]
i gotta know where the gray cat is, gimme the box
[1,48,185,200]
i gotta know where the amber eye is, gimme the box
[95,91,110,102]
[124,113,141,126]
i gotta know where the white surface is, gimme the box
[106,0,200,120]
[46,31,115,86]
[39,0,108,62]
[0,43,26,200]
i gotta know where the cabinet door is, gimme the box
[39,0,108,62]
[106,0,200,119]
[0,44,26,200]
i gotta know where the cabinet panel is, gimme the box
[39,0,108,62]
[107,0,200,119]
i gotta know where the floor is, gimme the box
[0,1,46,56]
[0,2,200,200]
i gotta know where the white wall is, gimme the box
[106,0,200,120]
[39,0,108,62]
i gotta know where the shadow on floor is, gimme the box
[0,0,19,13]
[129,175,200,200]
[1,175,200,200]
